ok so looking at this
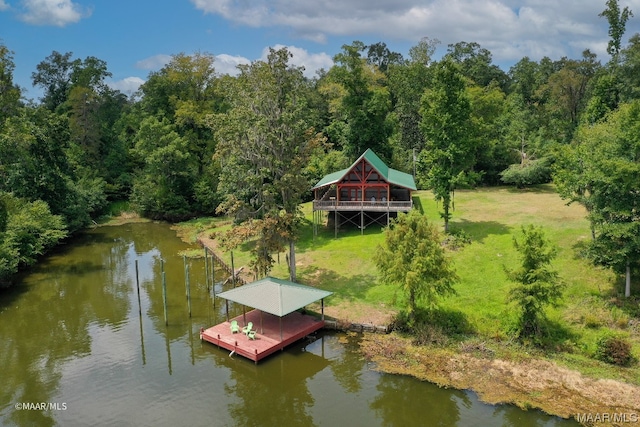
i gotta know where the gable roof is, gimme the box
[216,276,333,317]
[312,149,417,191]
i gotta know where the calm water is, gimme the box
[0,222,579,427]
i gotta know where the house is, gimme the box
[311,149,417,236]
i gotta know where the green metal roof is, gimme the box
[312,148,417,191]
[216,276,333,317]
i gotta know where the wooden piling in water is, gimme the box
[230,251,236,287]
[197,240,246,286]
[135,259,142,315]
[162,270,168,326]
[186,264,192,317]
[183,255,188,297]
[204,247,209,292]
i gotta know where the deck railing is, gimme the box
[313,200,413,211]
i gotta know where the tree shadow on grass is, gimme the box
[503,184,557,194]
[570,240,640,317]
[449,219,512,243]
[601,282,640,318]
[295,217,386,252]
[391,307,476,346]
[520,318,580,352]
[297,265,379,302]
[414,307,475,333]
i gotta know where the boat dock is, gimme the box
[201,309,325,363]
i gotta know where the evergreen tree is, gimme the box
[374,210,457,315]
[506,225,563,340]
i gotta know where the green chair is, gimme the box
[247,329,257,340]
[242,322,253,335]
[230,320,240,334]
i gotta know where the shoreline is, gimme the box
[357,332,640,426]
[170,219,640,426]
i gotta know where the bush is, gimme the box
[594,334,636,366]
[499,157,552,188]
[443,227,471,250]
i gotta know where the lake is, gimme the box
[0,222,579,426]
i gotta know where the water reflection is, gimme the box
[372,374,465,426]
[0,223,580,427]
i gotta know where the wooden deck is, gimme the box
[201,309,325,363]
[313,200,412,212]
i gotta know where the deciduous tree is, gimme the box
[213,47,321,280]
[374,210,457,315]
[0,43,21,123]
[322,41,393,160]
[418,59,476,232]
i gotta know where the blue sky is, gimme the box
[2,0,640,100]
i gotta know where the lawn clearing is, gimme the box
[178,184,640,385]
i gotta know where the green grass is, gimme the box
[176,184,640,382]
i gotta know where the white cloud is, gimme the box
[213,46,332,78]
[19,0,89,27]
[214,53,250,75]
[108,77,145,94]
[135,54,172,70]
[191,0,633,65]
[261,45,333,78]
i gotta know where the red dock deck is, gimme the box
[201,309,325,363]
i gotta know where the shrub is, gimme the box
[594,334,636,366]
[500,157,552,188]
[443,227,471,250]
[391,307,474,345]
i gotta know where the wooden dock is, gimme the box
[201,309,325,363]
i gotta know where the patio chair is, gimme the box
[230,320,240,334]
[247,330,257,340]
[242,322,253,335]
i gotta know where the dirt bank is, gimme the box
[359,333,640,426]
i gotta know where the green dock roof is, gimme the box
[216,276,333,317]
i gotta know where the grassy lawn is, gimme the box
[176,184,640,383]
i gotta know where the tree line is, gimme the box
[0,0,638,289]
